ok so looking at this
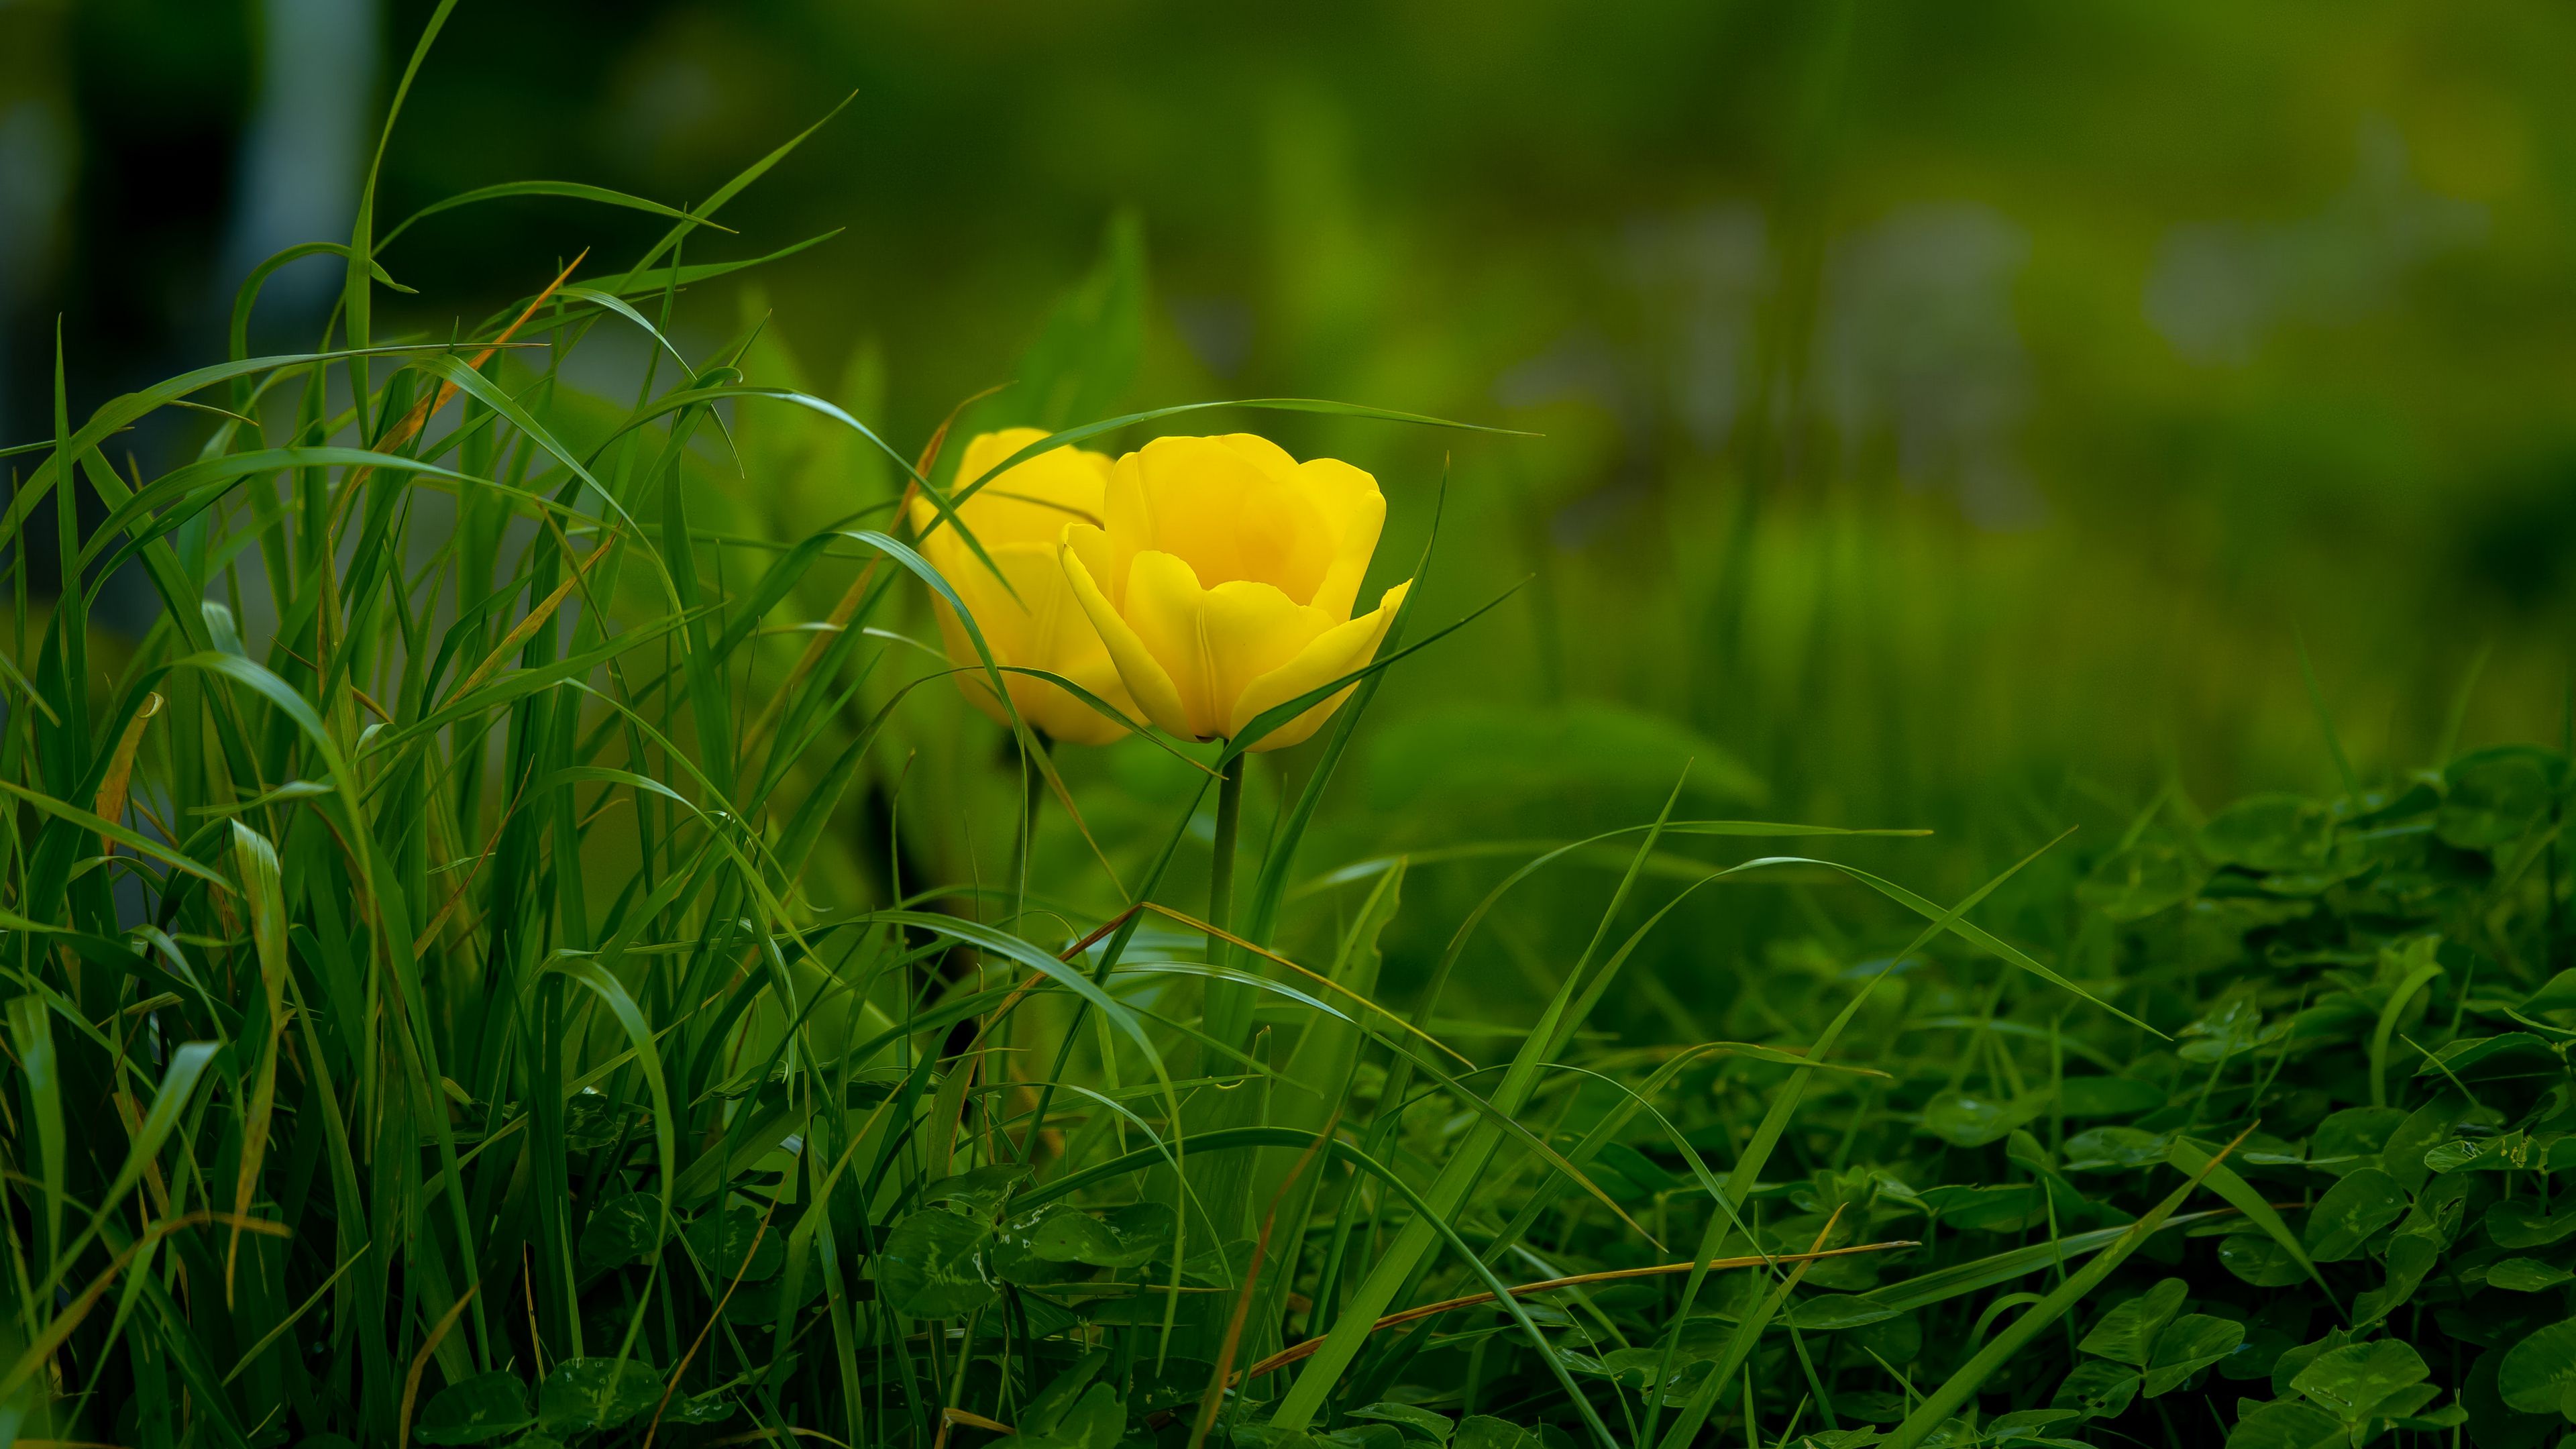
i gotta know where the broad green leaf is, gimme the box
[1036,1382,1126,1449]
[2078,1278,2187,1367]
[415,1373,533,1445]
[1581,1346,1713,1394]
[2060,1126,2174,1171]
[2224,1400,2345,1449]
[2352,1230,2441,1326]
[2051,1360,2139,1421]
[2178,994,2280,1063]
[2268,1332,2352,1399]
[1790,1295,1904,1331]
[1920,1089,2046,1148]
[1917,1183,2047,1232]
[994,1196,1179,1273]
[921,1163,1032,1211]
[2500,1318,2576,1417]
[2440,745,2569,847]
[2218,1232,2309,1287]
[1346,1403,1457,1446]
[2523,969,2576,1017]
[2395,1403,2468,1432]
[1128,1357,1220,1414]
[2465,1347,2559,1449]
[876,1209,998,1318]
[1835,1397,1907,1428]
[2292,1340,2431,1423]
[2413,1032,2557,1081]
[578,1193,668,1273]
[684,1202,786,1283]
[2424,1132,2534,1173]
[2056,1076,2167,1118]
[2302,1168,2407,1261]
[2381,1094,2480,1193]
[1854,1313,1925,1365]
[1023,1202,1173,1269]
[1454,1419,1542,1449]
[1017,1352,1112,1439]
[2200,794,2331,872]
[1987,1409,2082,1445]
[665,1388,736,1426]
[715,1267,824,1326]
[2488,1201,2576,1250]
[2145,1315,2246,1396]
[2488,1259,2574,1292]
[2308,1107,2408,1176]
[537,1358,661,1433]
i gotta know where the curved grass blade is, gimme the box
[379,180,720,251]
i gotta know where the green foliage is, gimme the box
[416,1373,537,1446]
[15,15,2576,1449]
[539,1360,664,1435]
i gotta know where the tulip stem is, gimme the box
[1210,751,1245,940]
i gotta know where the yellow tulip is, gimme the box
[908,427,1141,745]
[1059,433,1410,752]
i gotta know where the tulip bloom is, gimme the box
[1060,433,1409,752]
[909,428,1141,745]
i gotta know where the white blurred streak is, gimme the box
[219,0,380,321]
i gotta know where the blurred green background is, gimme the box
[6,0,2575,962]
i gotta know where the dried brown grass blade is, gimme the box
[93,692,162,853]
[1190,1119,1339,1449]
[330,250,590,541]
[447,531,619,704]
[1234,1239,1918,1385]
[644,1192,783,1449]
[397,1284,479,1449]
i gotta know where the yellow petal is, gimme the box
[1010,553,1140,745]
[1062,525,1190,738]
[904,428,1030,537]
[914,427,1112,552]
[1214,432,1301,478]
[955,427,1052,492]
[940,539,1053,667]
[1214,436,1381,618]
[928,535,1142,745]
[1199,579,1338,728]
[927,596,1013,731]
[1100,446,1152,604]
[1106,557,1339,740]
[1114,549,1228,739]
[910,495,979,599]
[1114,435,1337,606]
[1010,660,1136,745]
[969,435,1112,546]
[1230,580,1412,751]
[1297,457,1385,620]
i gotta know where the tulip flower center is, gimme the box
[1229,486,1332,604]
[1142,478,1336,609]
